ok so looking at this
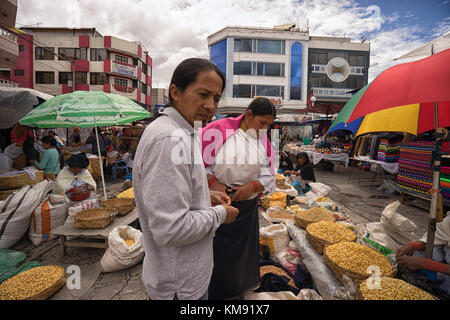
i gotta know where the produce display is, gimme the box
[117,187,135,199]
[294,207,336,228]
[324,242,394,284]
[267,210,295,222]
[358,277,437,300]
[263,192,287,209]
[306,221,356,254]
[0,266,66,300]
[275,173,286,186]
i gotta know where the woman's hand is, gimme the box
[397,256,424,271]
[209,181,227,193]
[231,183,255,202]
[210,191,231,206]
[396,244,415,258]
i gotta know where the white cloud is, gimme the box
[15,0,437,87]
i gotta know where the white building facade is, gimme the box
[208,25,370,118]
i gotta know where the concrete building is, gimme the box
[151,88,169,109]
[207,24,370,117]
[13,27,153,109]
[0,0,19,86]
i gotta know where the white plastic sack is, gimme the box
[259,224,290,260]
[0,180,55,249]
[4,144,23,159]
[28,194,69,246]
[309,182,332,197]
[100,226,144,273]
[245,289,323,300]
[380,201,417,234]
[286,223,346,300]
[0,153,13,173]
[293,191,319,206]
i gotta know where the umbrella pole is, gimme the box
[94,119,108,200]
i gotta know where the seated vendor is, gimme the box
[54,152,97,207]
[285,152,316,183]
[279,151,294,172]
[396,214,450,296]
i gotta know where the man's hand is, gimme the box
[231,183,255,202]
[210,190,231,206]
[223,205,239,224]
[396,244,416,258]
[397,256,424,271]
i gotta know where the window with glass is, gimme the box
[114,77,128,87]
[14,69,24,76]
[290,42,302,100]
[58,72,72,84]
[210,39,227,75]
[233,84,251,98]
[35,71,55,84]
[141,63,148,75]
[141,83,148,95]
[233,61,252,75]
[58,48,87,60]
[75,72,87,84]
[234,38,252,52]
[257,40,285,54]
[90,49,108,61]
[115,54,129,64]
[90,72,108,85]
[256,62,284,77]
[0,70,10,78]
[256,85,284,97]
[35,47,55,60]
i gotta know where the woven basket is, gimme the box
[74,207,118,229]
[0,170,44,191]
[0,265,66,300]
[323,243,395,285]
[30,170,44,185]
[357,277,438,300]
[100,198,135,216]
[0,189,17,201]
[306,222,356,254]
[26,268,66,300]
[294,207,336,229]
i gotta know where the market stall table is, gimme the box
[51,208,139,257]
[312,152,349,167]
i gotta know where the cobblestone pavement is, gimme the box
[10,165,434,300]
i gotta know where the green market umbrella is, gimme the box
[20,91,151,199]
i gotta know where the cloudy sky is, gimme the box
[15,0,450,88]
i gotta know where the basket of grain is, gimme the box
[74,207,118,229]
[0,265,66,300]
[275,173,286,186]
[306,221,356,254]
[100,197,135,216]
[357,277,437,300]
[0,170,44,190]
[265,209,295,223]
[294,207,335,229]
[323,241,395,285]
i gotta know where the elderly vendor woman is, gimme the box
[54,153,97,206]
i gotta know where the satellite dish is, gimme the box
[326,57,350,82]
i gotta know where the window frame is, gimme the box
[35,71,55,84]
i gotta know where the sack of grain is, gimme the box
[259,224,289,260]
[100,225,144,272]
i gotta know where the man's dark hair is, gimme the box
[168,58,226,107]
[41,135,57,147]
[246,97,277,118]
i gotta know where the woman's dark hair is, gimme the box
[168,58,226,107]
[41,135,57,147]
[298,152,310,164]
[246,97,277,118]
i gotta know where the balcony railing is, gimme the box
[0,26,18,43]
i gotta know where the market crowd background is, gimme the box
[15,0,450,89]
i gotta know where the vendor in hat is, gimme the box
[396,213,450,297]
[54,152,97,206]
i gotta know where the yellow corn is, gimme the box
[359,277,437,300]
[0,266,65,300]
[325,242,393,277]
[117,187,135,199]
[307,221,356,243]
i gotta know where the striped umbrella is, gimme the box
[20,90,152,199]
[327,48,450,136]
